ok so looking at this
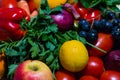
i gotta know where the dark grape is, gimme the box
[93,20,101,31]
[111,27,120,40]
[104,21,113,32]
[78,19,90,31]
[112,19,120,26]
[106,11,116,20]
[79,30,88,38]
[100,19,107,27]
[87,29,98,42]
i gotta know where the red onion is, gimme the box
[51,9,74,31]
[104,49,120,71]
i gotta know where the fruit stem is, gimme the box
[86,41,107,54]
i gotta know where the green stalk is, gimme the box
[86,41,107,54]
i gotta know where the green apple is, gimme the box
[14,60,54,80]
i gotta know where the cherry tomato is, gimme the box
[55,70,76,80]
[84,8,101,24]
[1,0,17,8]
[73,2,88,19]
[79,75,98,80]
[100,70,120,80]
[88,33,114,57]
[80,56,104,78]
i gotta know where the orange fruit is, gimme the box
[59,40,89,72]
[0,52,6,79]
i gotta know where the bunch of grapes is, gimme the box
[78,10,120,43]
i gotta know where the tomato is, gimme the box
[79,75,98,80]
[73,2,101,23]
[73,2,88,19]
[1,0,17,8]
[88,33,114,57]
[84,8,101,24]
[55,70,76,80]
[100,70,120,80]
[80,56,104,78]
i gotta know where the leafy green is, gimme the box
[0,0,110,79]
[79,0,120,12]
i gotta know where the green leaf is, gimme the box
[45,41,55,51]
[30,43,40,58]
[46,54,54,65]
[6,48,19,56]
[8,64,18,76]
[80,0,102,8]
[106,0,120,6]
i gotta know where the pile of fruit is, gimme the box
[0,0,120,80]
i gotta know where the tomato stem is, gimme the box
[86,41,107,54]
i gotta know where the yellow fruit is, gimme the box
[33,0,75,9]
[59,40,89,72]
[0,52,6,79]
[47,0,66,9]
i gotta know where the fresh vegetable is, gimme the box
[73,2,101,23]
[59,40,89,72]
[55,70,76,80]
[51,9,74,31]
[80,56,104,78]
[1,0,17,8]
[27,0,37,12]
[0,52,6,79]
[84,8,101,24]
[0,0,120,79]
[80,0,120,12]
[100,70,120,80]
[79,75,98,80]
[17,0,31,16]
[0,7,30,41]
[104,49,120,71]
[73,2,88,19]
[88,33,114,57]
[0,5,85,79]
[14,60,54,80]
[27,0,75,10]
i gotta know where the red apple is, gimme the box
[14,60,54,80]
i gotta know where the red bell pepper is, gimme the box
[0,0,17,8]
[0,7,30,41]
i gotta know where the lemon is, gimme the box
[59,40,89,72]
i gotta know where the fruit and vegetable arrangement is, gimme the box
[0,0,120,80]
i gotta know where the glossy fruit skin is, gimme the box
[51,9,74,31]
[59,40,89,72]
[84,9,101,24]
[73,2,88,19]
[0,8,30,41]
[100,70,120,80]
[0,52,6,79]
[1,0,17,8]
[55,70,76,80]
[88,33,114,57]
[81,56,104,78]
[79,75,98,80]
[14,60,53,80]
[73,2,101,23]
